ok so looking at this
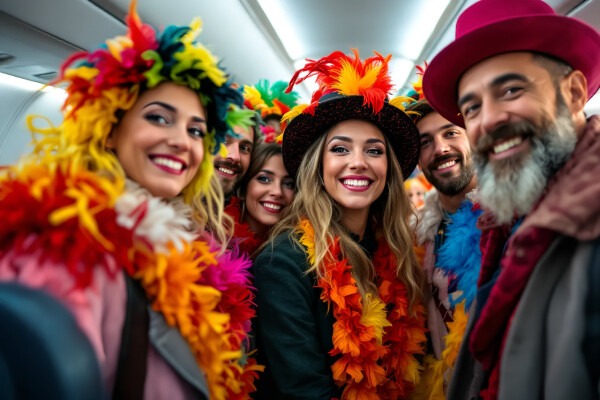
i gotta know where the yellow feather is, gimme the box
[333,59,359,95]
[182,18,202,44]
[243,86,265,109]
[389,95,415,111]
[360,294,392,344]
[333,60,382,96]
[410,301,469,400]
[359,63,381,90]
[410,301,468,400]
[297,218,316,265]
[282,104,308,124]
[409,355,446,400]
[106,36,132,62]
[441,301,468,369]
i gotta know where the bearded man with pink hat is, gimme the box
[422,0,600,399]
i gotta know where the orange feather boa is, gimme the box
[296,219,427,399]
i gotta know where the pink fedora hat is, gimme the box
[423,0,600,127]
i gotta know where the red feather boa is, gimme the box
[224,197,263,257]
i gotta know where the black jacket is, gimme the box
[253,229,377,399]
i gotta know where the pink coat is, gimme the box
[0,253,199,399]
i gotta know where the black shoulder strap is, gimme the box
[112,272,149,400]
[584,237,600,399]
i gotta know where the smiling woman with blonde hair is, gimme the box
[253,49,427,399]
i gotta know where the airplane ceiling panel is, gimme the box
[1,0,125,50]
[0,0,597,98]
[95,0,299,94]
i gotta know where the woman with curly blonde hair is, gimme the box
[0,2,261,398]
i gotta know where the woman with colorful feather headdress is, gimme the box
[0,1,262,399]
[252,49,427,399]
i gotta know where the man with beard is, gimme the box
[407,97,481,399]
[423,0,600,399]
[213,115,258,198]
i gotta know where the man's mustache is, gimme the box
[214,160,242,174]
[475,121,538,153]
[428,153,462,172]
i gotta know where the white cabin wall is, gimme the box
[0,74,65,165]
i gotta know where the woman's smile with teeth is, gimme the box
[341,178,370,187]
[152,156,184,171]
[261,202,282,212]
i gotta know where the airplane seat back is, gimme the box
[0,282,105,400]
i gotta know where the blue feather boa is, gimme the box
[435,200,483,309]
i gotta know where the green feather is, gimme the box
[225,106,255,131]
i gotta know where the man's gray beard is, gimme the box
[474,104,577,225]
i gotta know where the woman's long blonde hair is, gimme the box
[269,128,424,308]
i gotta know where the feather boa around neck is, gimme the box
[295,219,427,399]
[412,301,469,400]
[415,190,444,245]
[224,196,263,257]
[0,163,262,399]
[412,194,482,400]
[435,199,483,309]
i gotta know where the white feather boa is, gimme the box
[414,189,479,246]
[115,180,197,253]
[415,190,444,246]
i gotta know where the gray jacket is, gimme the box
[449,236,600,400]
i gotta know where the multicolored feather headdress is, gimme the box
[243,79,300,121]
[26,0,252,199]
[279,48,420,179]
[404,62,437,123]
[405,62,427,102]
